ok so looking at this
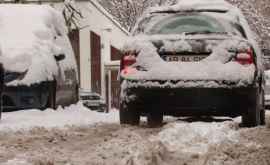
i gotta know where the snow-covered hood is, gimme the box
[0,5,76,86]
[121,34,256,87]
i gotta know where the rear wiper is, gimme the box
[185,31,228,35]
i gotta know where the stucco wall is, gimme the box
[53,1,128,98]
[77,1,128,97]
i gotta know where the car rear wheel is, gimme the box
[260,109,266,125]
[119,102,140,125]
[260,91,266,125]
[242,90,263,127]
[147,112,163,127]
[46,81,56,109]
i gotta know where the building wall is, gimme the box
[53,1,128,99]
[77,1,128,98]
[0,0,128,109]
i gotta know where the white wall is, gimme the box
[77,1,128,98]
[52,0,128,98]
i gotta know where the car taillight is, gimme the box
[120,52,137,75]
[235,48,254,65]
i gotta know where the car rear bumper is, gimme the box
[3,82,50,111]
[122,84,258,117]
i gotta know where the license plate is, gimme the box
[164,55,207,62]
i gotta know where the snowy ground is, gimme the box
[0,102,118,132]
[0,104,270,165]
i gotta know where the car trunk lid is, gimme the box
[151,37,229,63]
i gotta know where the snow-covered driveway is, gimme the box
[0,104,270,165]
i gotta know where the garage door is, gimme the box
[110,46,122,109]
[90,31,101,94]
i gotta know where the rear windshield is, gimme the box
[149,15,225,34]
[134,12,246,37]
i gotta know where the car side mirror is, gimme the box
[54,54,66,62]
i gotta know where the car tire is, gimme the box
[260,109,266,125]
[47,81,56,110]
[147,112,163,128]
[119,102,140,126]
[74,83,79,104]
[260,91,266,125]
[242,90,262,127]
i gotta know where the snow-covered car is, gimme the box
[80,90,107,112]
[0,5,78,111]
[119,0,265,127]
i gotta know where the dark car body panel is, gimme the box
[3,67,78,111]
[124,81,258,117]
[3,82,49,111]
[55,69,78,108]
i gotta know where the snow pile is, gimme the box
[150,121,239,155]
[0,102,118,132]
[160,35,192,53]
[0,5,77,86]
[2,158,29,165]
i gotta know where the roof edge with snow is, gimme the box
[88,0,130,35]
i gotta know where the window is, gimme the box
[148,15,225,35]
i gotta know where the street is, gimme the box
[0,104,270,165]
[1,0,270,164]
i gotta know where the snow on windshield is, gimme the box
[133,12,245,38]
[146,14,226,35]
[0,5,77,86]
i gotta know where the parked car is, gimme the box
[119,0,265,127]
[1,5,78,111]
[79,89,107,112]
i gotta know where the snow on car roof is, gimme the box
[150,0,233,13]
[132,0,248,37]
[0,4,77,86]
[143,0,244,26]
